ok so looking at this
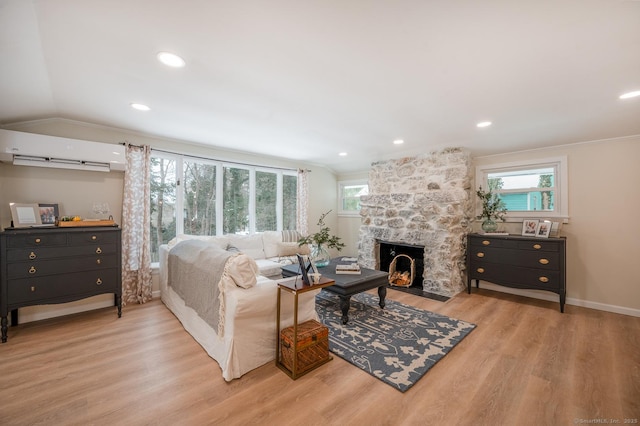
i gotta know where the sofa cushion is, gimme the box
[167,234,230,250]
[254,259,283,278]
[261,231,282,259]
[227,234,266,259]
[227,254,259,289]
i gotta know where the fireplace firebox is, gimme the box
[378,241,424,288]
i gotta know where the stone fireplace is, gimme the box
[357,148,473,297]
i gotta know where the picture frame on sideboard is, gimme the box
[522,219,539,236]
[535,221,552,238]
[9,203,42,228]
[38,203,59,225]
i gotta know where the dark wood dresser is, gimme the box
[0,227,122,342]
[466,233,566,312]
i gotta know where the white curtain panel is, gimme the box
[296,169,309,236]
[121,144,152,304]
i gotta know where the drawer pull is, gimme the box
[29,266,36,274]
[92,235,97,241]
[96,278,103,286]
[476,252,485,258]
[533,244,541,250]
[539,258,549,265]
[96,247,102,254]
[35,238,41,244]
[539,276,549,283]
[31,286,36,292]
[482,240,491,246]
[29,251,37,260]
[476,267,485,273]
[96,259,102,265]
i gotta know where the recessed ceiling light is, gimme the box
[157,51,186,68]
[619,90,640,99]
[339,152,348,156]
[477,121,492,128]
[130,103,150,111]
[393,139,404,145]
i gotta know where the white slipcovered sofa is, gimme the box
[158,231,317,381]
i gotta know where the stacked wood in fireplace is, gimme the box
[389,271,412,287]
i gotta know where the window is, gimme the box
[149,152,297,263]
[338,180,369,217]
[476,156,568,221]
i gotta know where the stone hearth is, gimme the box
[358,148,473,297]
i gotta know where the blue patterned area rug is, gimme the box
[315,290,476,392]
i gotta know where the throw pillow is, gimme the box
[227,254,259,289]
[277,242,310,257]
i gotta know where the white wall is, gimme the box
[0,118,337,323]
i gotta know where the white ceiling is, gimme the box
[1,0,639,174]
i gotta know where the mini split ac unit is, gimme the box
[0,129,126,172]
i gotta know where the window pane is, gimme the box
[340,183,368,212]
[283,174,297,230]
[150,157,177,263]
[256,171,277,232]
[223,167,249,234]
[489,167,555,212]
[183,161,217,235]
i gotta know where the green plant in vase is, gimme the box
[298,210,345,267]
[476,186,507,232]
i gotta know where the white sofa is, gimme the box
[164,231,309,279]
[158,231,317,381]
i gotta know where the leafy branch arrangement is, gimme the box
[476,186,507,222]
[298,210,345,250]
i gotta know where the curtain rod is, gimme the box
[151,147,308,172]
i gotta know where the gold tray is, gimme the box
[57,220,116,227]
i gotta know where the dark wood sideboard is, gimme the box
[467,233,566,312]
[0,227,122,342]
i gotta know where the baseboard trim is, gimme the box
[478,282,640,318]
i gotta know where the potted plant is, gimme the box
[298,210,345,267]
[476,186,507,232]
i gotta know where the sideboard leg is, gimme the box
[115,293,122,318]
[1,316,7,343]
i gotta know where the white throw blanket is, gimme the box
[168,240,236,336]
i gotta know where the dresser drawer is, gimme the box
[68,231,119,245]
[6,242,118,262]
[7,268,119,305]
[470,246,560,270]
[6,233,68,248]
[468,263,561,291]
[469,236,560,252]
[7,254,119,279]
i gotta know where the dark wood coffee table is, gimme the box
[281,258,388,324]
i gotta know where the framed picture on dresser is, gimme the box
[521,219,539,236]
[38,203,59,224]
[535,221,552,238]
[9,203,42,228]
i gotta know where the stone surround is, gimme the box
[357,148,473,297]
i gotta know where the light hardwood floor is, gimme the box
[1,288,638,426]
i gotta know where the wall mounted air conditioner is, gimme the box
[0,129,126,172]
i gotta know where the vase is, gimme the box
[311,244,331,268]
[481,219,498,233]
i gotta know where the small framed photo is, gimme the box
[9,203,42,228]
[38,203,59,225]
[535,221,552,238]
[522,219,539,236]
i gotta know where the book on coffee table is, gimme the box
[335,263,361,275]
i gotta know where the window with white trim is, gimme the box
[149,152,297,263]
[476,156,568,221]
[338,180,368,217]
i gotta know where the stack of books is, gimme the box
[335,263,361,275]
